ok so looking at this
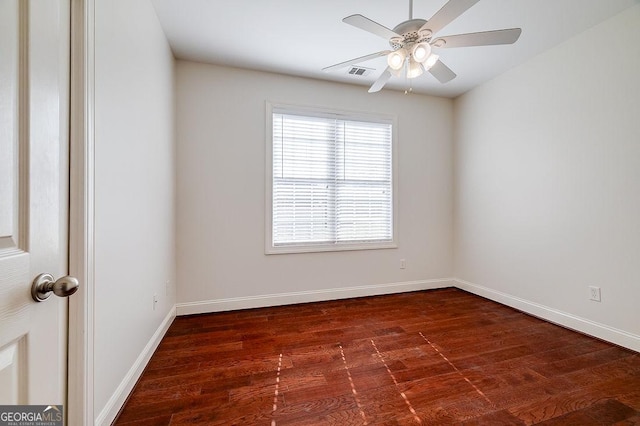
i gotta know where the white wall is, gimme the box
[453,5,640,350]
[176,62,454,313]
[94,0,176,423]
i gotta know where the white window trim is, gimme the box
[265,101,399,255]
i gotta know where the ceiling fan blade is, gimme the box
[433,28,522,48]
[343,14,401,40]
[420,0,480,35]
[322,50,391,73]
[368,67,393,93]
[429,59,457,83]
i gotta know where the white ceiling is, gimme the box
[151,0,638,98]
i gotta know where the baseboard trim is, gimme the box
[176,279,453,316]
[454,278,640,352]
[96,306,176,426]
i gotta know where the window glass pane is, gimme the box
[273,179,335,245]
[336,182,392,242]
[274,114,335,180]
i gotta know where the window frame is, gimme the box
[265,101,398,255]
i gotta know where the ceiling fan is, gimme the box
[323,0,522,92]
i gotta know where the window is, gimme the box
[266,103,397,254]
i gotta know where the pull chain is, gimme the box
[404,62,413,95]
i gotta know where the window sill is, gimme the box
[265,241,398,255]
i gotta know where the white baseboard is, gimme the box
[96,306,176,426]
[171,278,639,351]
[176,279,453,316]
[454,278,640,352]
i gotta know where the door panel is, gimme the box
[0,0,30,404]
[0,0,70,407]
[0,0,23,253]
[0,0,17,240]
[0,338,26,404]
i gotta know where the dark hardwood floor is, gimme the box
[114,288,640,425]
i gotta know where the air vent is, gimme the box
[347,66,373,77]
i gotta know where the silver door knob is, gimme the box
[31,273,79,302]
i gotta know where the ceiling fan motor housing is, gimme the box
[390,19,432,50]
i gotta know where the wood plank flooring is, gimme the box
[114,288,640,425]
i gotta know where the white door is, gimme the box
[0,0,71,410]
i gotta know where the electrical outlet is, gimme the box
[400,259,406,269]
[589,286,601,302]
[153,294,158,310]
[165,280,170,296]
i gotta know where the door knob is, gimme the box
[31,273,79,302]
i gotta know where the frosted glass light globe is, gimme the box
[387,49,406,70]
[424,54,440,69]
[406,60,424,79]
[412,43,431,63]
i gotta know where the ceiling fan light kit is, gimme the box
[412,42,432,63]
[387,49,406,70]
[322,0,522,93]
[424,53,440,69]
[406,60,425,78]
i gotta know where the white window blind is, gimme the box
[271,108,393,249]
